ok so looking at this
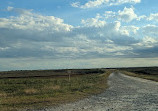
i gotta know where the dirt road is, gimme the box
[38,72,158,111]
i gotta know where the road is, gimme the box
[40,72,158,111]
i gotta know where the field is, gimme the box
[1,67,157,111]
[0,69,112,111]
[119,67,158,82]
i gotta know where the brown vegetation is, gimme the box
[119,67,158,82]
[0,69,112,111]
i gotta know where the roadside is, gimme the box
[0,69,113,111]
[120,71,158,82]
[45,72,158,111]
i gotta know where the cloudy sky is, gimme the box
[0,0,158,71]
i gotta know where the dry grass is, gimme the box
[24,88,38,95]
[0,69,112,111]
[121,71,158,82]
[44,85,61,90]
[0,92,7,97]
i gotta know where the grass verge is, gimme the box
[0,69,112,111]
[121,71,158,82]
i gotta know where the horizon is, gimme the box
[0,0,158,71]
[1,65,158,72]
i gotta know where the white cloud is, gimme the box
[114,21,121,31]
[118,7,137,22]
[71,0,109,9]
[109,0,141,6]
[147,13,158,21]
[6,6,14,11]
[104,7,146,23]
[80,15,138,43]
[42,46,79,54]
[134,36,158,48]
[120,29,129,36]
[0,47,10,51]
[2,2,158,70]
[71,0,141,9]
[80,0,109,9]
[6,6,33,15]
[137,15,147,21]
[104,11,116,19]
[143,36,157,44]
[142,25,158,37]
[71,2,80,8]
[0,7,73,32]
[81,14,106,27]
[121,26,139,34]
[1,6,158,62]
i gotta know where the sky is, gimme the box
[0,0,158,71]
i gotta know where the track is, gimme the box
[38,72,158,111]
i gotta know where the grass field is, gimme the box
[119,67,158,82]
[0,69,112,111]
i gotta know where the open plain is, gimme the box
[44,72,158,111]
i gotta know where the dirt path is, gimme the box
[36,72,158,111]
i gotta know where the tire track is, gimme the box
[35,72,158,111]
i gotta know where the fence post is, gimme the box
[68,70,71,82]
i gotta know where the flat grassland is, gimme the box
[119,67,158,82]
[0,69,112,111]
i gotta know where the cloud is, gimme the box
[121,26,139,34]
[109,0,141,6]
[142,25,158,37]
[1,6,158,61]
[134,36,158,48]
[71,0,141,9]
[0,7,74,58]
[81,14,106,27]
[137,15,147,21]
[0,11,137,59]
[71,0,108,9]
[133,46,158,58]
[6,6,14,11]
[1,7,73,32]
[104,7,141,22]
[105,7,156,23]
[71,2,80,8]
[147,13,158,21]
[6,6,33,15]
[80,0,109,9]
[1,1,158,70]
[0,47,10,51]
[142,36,157,44]
[118,7,137,22]
[104,11,116,19]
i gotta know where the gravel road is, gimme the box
[36,72,158,111]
